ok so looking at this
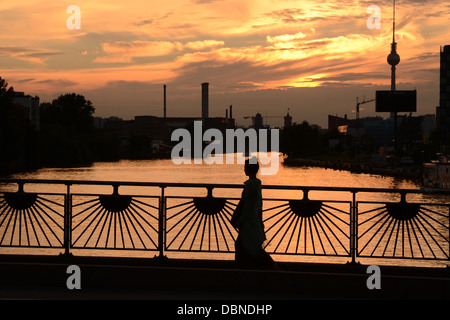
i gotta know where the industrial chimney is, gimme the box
[202,82,209,119]
[163,84,167,119]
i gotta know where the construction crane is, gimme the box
[354,96,375,154]
[355,96,375,118]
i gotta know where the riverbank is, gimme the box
[283,157,423,182]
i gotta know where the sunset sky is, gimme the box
[1,0,449,127]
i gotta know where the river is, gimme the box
[3,154,429,204]
[7,155,418,189]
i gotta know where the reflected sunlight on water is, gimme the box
[8,155,420,190]
[6,155,423,203]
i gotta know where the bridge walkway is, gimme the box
[0,254,449,300]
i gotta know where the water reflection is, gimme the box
[8,156,420,188]
[4,156,423,202]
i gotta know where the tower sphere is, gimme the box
[387,52,400,66]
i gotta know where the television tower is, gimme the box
[387,0,400,146]
[387,1,400,110]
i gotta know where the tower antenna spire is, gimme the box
[387,0,400,91]
[393,0,396,43]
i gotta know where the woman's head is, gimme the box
[244,157,259,177]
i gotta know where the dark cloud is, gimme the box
[0,47,63,58]
[317,72,388,83]
[77,31,142,43]
[134,11,174,27]
[425,9,450,18]
[0,47,33,55]
[12,78,35,84]
[408,52,440,61]
[24,52,64,58]
[166,23,196,30]
[266,8,305,23]
[35,79,78,87]
[134,19,154,27]
[172,60,262,89]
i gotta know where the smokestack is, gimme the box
[163,84,167,119]
[229,104,232,121]
[202,82,209,119]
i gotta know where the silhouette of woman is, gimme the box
[234,158,277,270]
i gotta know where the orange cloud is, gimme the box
[94,41,181,63]
[93,39,225,63]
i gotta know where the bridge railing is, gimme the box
[0,179,449,265]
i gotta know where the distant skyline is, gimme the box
[1,0,449,127]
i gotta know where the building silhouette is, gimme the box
[202,82,209,120]
[437,45,450,146]
[328,114,354,133]
[95,83,236,157]
[284,110,292,128]
[12,92,40,132]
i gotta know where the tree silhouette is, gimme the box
[41,93,95,134]
[0,77,38,174]
[280,121,321,157]
[0,77,14,105]
[39,93,96,167]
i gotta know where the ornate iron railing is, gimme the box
[0,179,449,265]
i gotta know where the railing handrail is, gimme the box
[2,178,450,195]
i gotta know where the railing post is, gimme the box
[62,183,73,256]
[302,188,310,201]
[206,186,214,198]
[157,186,167,259]
[112,183,120,195]
[350,190,358,264]
[17,182,24,193]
